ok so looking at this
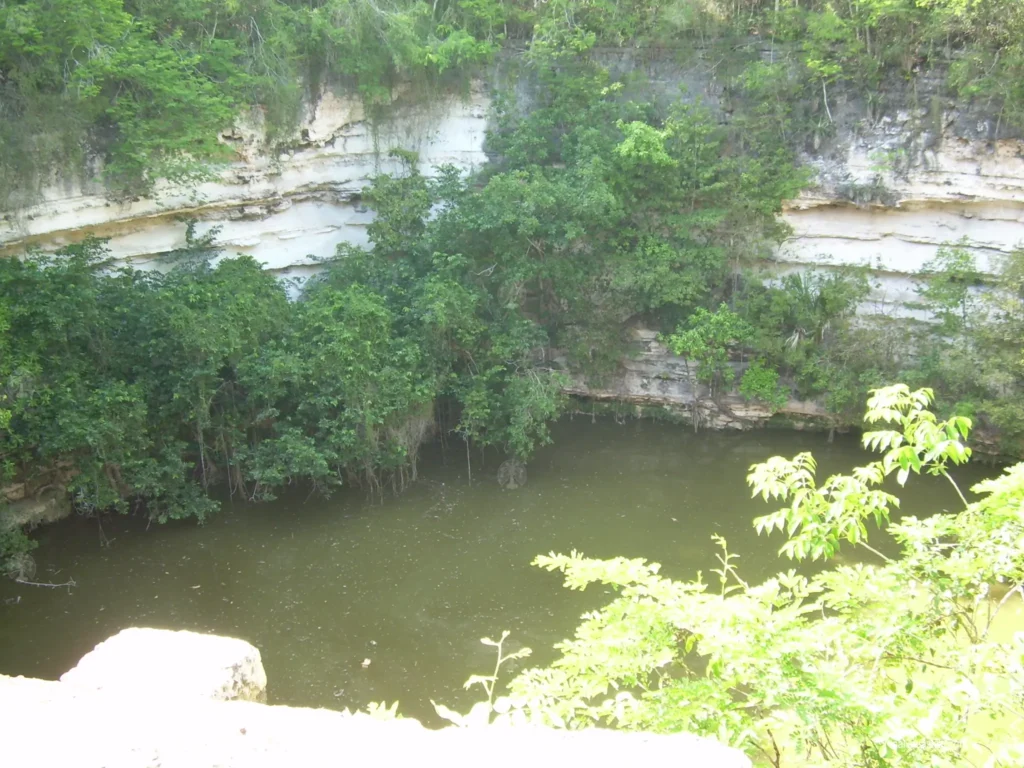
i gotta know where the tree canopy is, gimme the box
[1,0,1022,205]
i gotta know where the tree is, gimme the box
[916,243,984,338]
[447,385,1024,766]
[665,304,754,428]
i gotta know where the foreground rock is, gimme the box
[0,627,751,768]
[0,678,750,768]
[565,328,832,431]
[60,627,268,702]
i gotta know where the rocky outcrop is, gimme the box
[59,627,268,702]
[0,628,752,768]
[782,102,1024,315]
[0,488,71,532]
[565,329,832,431]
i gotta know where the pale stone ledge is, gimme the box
[0,628,751,768]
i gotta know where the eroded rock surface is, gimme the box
[0,489,71,532]
[565,328,832,430]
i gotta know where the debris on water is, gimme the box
[497,459,527,489]
[361,658,372,668]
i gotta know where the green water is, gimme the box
[0,419,997,723]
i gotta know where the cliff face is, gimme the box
[0,86,490,292]
[2,61,1021,312]
[783,106,1024,315]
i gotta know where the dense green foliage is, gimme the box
[0,43,803,564]
[667,304,753,397]
[763,242,1024,453]
[897,245,1024,454]
[6,32,1024,576]
[2,0,1023,205]
[0,207,564,512]
[732,269,875,417]
[439,386,1024,766]
[0,0,499,203]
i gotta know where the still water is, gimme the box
[0,419,999,723]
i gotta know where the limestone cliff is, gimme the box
[783,102,1024,315]
[0,86,490,292]
[2,56,1022,428]
[1,63,1020,310]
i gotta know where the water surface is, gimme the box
[0,419,998,722]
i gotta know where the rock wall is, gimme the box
[1,55,1022,306]
[782,109,1024,316]
[0,86,490,293]
[0,627,751,768]
[2,53,1021,445]
[565,329,832,431]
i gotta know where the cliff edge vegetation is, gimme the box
[1,0,1022,206]
[5,39,1024,573]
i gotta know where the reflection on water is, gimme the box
[0,419,1002,723]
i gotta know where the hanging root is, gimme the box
[386,409,436,491]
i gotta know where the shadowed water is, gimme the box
[0,418,999,723]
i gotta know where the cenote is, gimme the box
[0,418,1002,724]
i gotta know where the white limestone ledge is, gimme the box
[0,84,490,282]
[0,627,751,768]
[2,74,1023,316]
